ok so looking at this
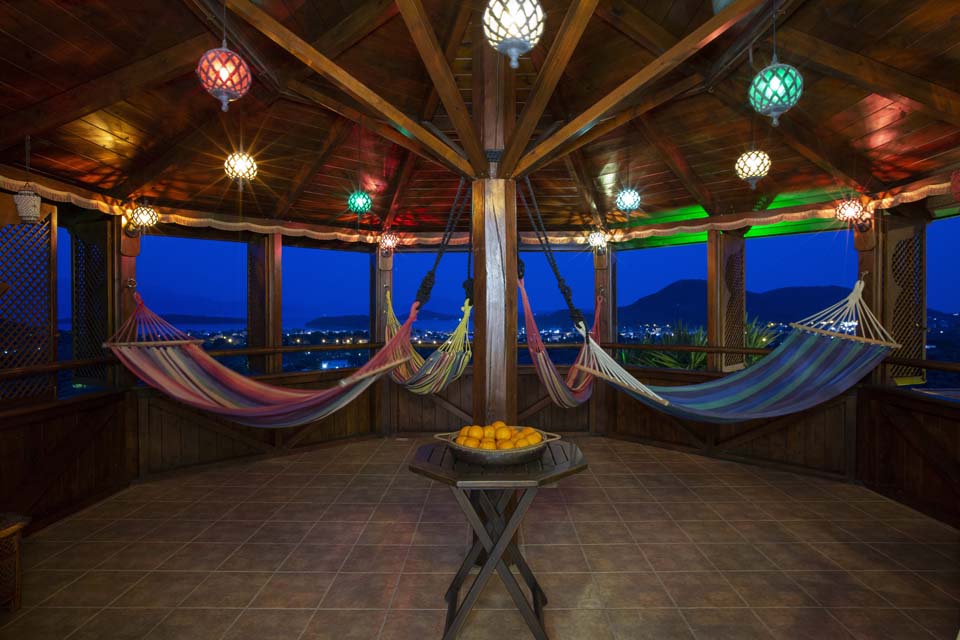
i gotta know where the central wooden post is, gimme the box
[472,21,517,424]
[707,228,747,372]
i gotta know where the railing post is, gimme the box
[707,228,748,372]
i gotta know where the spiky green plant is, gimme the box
[744,316,778,366]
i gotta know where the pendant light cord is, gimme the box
[24,135,30,176]
[221,0,227,47]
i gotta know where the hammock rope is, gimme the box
[384,177,474,395]
[516,177,601,407]
[574,279,899,423]
[106,294,414,429]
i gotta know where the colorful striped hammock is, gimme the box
[384,291,472,395]
[105,294,414,429]
[574,280,898,423]
[519,278,600,408]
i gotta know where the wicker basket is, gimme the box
[0,515,28,612]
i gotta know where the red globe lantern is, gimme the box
[196,42,251,111]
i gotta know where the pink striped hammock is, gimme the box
[105,294,414,429]
[519,278,601,408]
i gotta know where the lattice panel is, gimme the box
[723,245,746,370]
[72,231,109,381]
[889,233,925,382]
[0,219,54,400]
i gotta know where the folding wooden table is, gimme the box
[409,440,587,640]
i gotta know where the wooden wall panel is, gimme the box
[0,392,129,530]
[857,387,960,528]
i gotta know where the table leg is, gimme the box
[444,488,547,640]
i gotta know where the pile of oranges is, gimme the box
[454,421,543,450]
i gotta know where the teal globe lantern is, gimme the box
[748,56,803,126]
[347,190,373,215]
[615,187,641,214]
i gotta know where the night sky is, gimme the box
[57,217,959,324]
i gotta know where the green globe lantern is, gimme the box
[748,56,803,126]
[347,190,373,215]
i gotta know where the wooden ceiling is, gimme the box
[1,0,959,237]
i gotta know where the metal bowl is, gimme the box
[434,429,561,466]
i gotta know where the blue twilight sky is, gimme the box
[56,217,959,323]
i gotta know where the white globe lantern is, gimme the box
[13,184,42,223]
[735,149,771,190]
[224,151,258,184]
[835,198,866,223]
[587,229,607,252]
[483,0,545,69]
[615,188,642,214]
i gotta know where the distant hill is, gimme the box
[305,308,459,330]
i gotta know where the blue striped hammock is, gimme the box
[573,280,899,423]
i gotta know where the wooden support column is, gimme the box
[247,233,282,375]
[707,228,747,372]
[371,247,393,435]
[857,214,927,384]
[471,21,517,425]
[591,247,617,434]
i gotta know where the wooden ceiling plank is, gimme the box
[274,117,350,218]
[777,27,960,129]
[499,0,600,177]
[0,33,213,150]
[226,0,473,177]
[514,0,765,177]
[636,116,716,214]
[396,0,486,175]
[420,2,473,123]
[563,152,605,228]
[383,150,417,230]
[595,0,678,55]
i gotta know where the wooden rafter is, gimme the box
[636,116,716,214]
[777,27,960,129]
[563,152,605,227]
[226,0,473,177]
[0,33,213,150]
[514,0,765,177]
[273,118,351,219]
[499,0,600,177]
[397,0,486,175]
[595,0,677,55]
[382,151,417,230]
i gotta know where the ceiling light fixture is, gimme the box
[482,0,545,69]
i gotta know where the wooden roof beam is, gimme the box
[397,0,486,176]
[636,116,717,214]
[273,117,351,219]
[499,0,600,177]
[563,152,606,228]
[0,33,213,150]
[777,27,960,129]
[514,0,765,177]
[226,0,473,177]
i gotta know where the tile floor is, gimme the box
[2,436,958,640]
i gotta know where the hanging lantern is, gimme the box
[224,151,257,183]
[197,41,252,112]
[130,203,159,229]
[483,0,545,69]
[835,198,866,223]
[379,230,399,252]
[735,149,771,190]
[13,184,42,224]
[615,188,641,214]
[587,229,607,252]
[748,56,803,126]
[347,190,373,215]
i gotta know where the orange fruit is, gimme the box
[479,439,497,450]
[492,420,507,430]
[497,440,515,450]
[467,426,484,440]
[455,435,469,445]
[521,427,537,437]
[526,431,543,445]
[495,427,513,441]
[483,426,496,440]
[463,437,480,448]
[514,437,530,448]
[459,426,471,437]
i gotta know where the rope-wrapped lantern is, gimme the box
[735,149,771,190]
[587,229,607,252]
[748,56,803,126]
[130,203,159,229]
[13,184,41,224]
[347,190,373,215]
[224,151,258,187]
[379,230,399,253]
[835,198,866,223]
[197,41,252,112]
[615,187,641,214]
[482,0,545,69]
